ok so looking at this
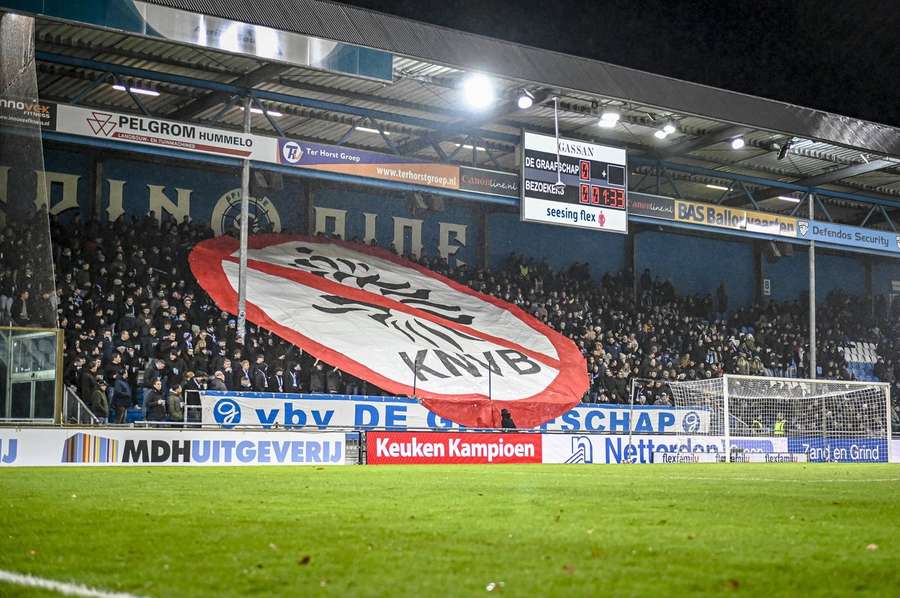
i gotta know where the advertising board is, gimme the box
[200,393,710,434]
[45,103,518,200]
[540,435,789,464]
[0,98,56,130]
[670,199,798,239]
[627,193,674,220]
[54,104,273,160]
[367,431,542,464]
[787,437,888,463]
[796,220,900,255]
[0,428,346,467]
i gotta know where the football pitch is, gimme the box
[1,464,898,597]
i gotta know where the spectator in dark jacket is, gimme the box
[309,362,325,394]
[80,363,99,404]
[251,354,268,391]
[112,371,132,424]
[269,366,286,393]
[208,370,228,392]
[145,378,166,421]
[92,379,110,422]
[286,363,303,393]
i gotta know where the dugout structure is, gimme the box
[0,326,64,424]
[664,375,892,463]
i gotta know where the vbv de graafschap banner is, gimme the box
[190,235,587,428]
[0,429,346,467]
[367,431,542,464]
[200,392,710,434]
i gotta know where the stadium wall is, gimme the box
[761,248,867,301]
[871,259,900,296]
[634,230,754,308]
[487,211,625,278]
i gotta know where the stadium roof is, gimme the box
[14,0,900,228]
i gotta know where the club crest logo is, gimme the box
[682,411,701,433]
[798,220,809,237]
[209,189,282,236]
[213,398,242,429]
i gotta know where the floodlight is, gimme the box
[462,73,495,109]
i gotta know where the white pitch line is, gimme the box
[0,569,146,598]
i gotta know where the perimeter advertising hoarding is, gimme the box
[672,199,798,239]
[54,104,272,160]
[45,103,518,200]
[367,431,542,464]
[0,428,346,467]
[796,220,900,255]
[786,437,888,463]
[521,131,628,234]
[0,98,57,130]
[627,193,674,220]
[540,435,789,464]
[200,393,710,434]
[276,139,518,198]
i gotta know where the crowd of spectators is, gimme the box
[0,208,898,431]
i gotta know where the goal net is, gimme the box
[661,375,891,463]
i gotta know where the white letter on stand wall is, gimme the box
[363,212,378,245]
[314,206,347,238]
[439,222,467,266]
[106,179,126,222]
[393,217,423,258]
[147,185,191,222]
[35,171,81,215]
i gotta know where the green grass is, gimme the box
[0,465,898,597]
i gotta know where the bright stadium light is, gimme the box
[112,84,159,97]
[462,73,495,109]
[777,195,801,203]
[654,130,668,139]
[706,184,729,191]
[598,111,620,128]
[240,106,283,117]
[731,137,746,150]
[356,126,390,135]
[662,122,676,135]
[517,89,534,110]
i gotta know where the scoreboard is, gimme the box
[520,131,628,234]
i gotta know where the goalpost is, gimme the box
[659,375,891,463]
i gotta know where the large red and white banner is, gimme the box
[190,235,587,428]
[367,431,542,464]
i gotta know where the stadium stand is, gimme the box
[0,208,897,429]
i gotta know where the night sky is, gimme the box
[343,0,900,128]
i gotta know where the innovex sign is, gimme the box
[367,431,542,464]
[190,235,587,428]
